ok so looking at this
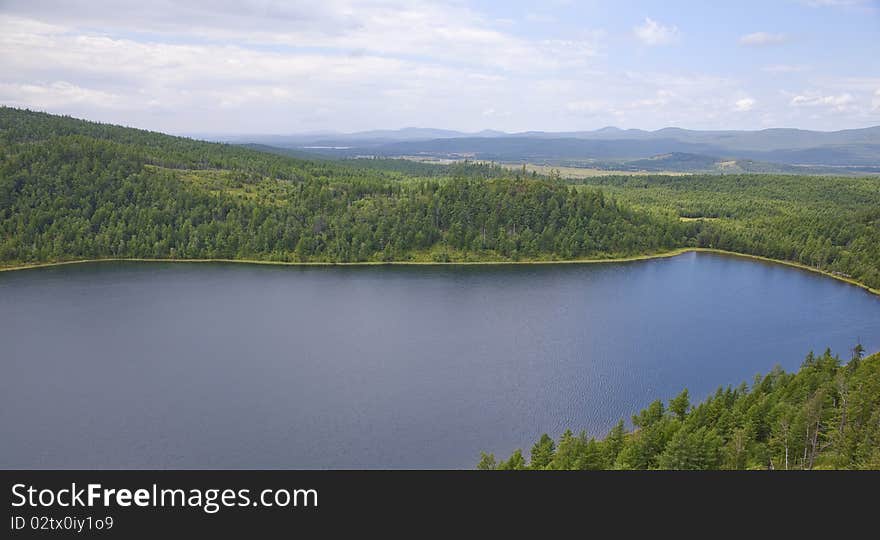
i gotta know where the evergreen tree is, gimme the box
[669,388,690,421]
[483,351,880,471]
[497,449,526,471]
[529,434,556,470]
[477,452,497,470]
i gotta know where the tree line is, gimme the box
[480,348,879,470]
[579,174,880,289]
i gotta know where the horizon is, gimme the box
[2,1,879,134]
[7,105,880,139]
[184,123,880,138]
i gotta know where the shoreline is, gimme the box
[1,248,878,297]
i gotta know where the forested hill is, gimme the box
[0,107,408,178]
[480,349,880,470]
[0,107,690,265]
[1,108,879,293]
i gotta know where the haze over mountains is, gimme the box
[211,125,880,174]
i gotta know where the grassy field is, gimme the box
[500,163,691,178]
[397,157,691,177]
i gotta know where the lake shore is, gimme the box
[2,248,879,297]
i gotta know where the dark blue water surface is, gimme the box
[2,252,879,469]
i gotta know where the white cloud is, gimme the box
[0,81,125,109]
[0,5,604,132]
[633,18,680,46]
[0,3,575,74]
[0,2,875,132]
[873,89,880,111]
[790,92,855,111]
[0,16,470,129]
[735,98,756,111]
[739,32,787,46]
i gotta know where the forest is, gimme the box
[2,108,879,470]
[479,349,880,470]
[0,107,691,265]
[1,107,879,294]
[578,174,880,290]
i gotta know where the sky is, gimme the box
[1,0,879,134]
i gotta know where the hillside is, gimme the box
[576,173,880,289]
[481,349,880,470]
[2,107,879,292]
[0,107,690,266]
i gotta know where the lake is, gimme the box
[2,251,879,469]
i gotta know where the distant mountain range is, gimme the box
[207,125,880,174]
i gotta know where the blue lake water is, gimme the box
[1,251,879,469]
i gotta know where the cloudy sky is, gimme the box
[1,0,878,134]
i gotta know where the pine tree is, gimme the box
[529,434,556,470]
[477,452,497,470]
[497,449,526,470]
[669,388,691,421]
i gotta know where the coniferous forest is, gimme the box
[2,108,879,471]
[2,107,879,293]
[481,349,880,470]
[0,108,689,266]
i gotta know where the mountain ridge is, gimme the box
[206,123,880,170]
